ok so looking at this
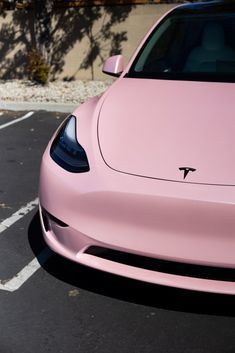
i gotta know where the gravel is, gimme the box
[0,79,114,104]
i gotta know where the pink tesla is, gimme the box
[39,1,235,295]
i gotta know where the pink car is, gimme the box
[39,1,235,295]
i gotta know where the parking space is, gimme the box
[0,110,235,353]
[0,111,65,219]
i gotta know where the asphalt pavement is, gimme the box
[0,109,235,353]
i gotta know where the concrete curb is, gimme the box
[0,101,77,113]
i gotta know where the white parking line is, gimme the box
[0,248,53,292]
[0,111,34,130]
[0,197,53,292]
[0,198,39,233]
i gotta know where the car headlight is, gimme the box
[50,115,90,173]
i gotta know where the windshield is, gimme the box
[128,8,235,82]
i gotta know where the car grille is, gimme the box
[86,246,235,282]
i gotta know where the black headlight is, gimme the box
[50,115,90,173]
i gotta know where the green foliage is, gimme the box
[27,49,49,85]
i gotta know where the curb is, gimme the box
[0,101,77,113]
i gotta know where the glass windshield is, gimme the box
[128,8,235,82]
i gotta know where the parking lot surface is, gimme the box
[0,109,235,353]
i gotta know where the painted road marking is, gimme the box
[0,248,53,292]
[0,111,34,130]
[0,198,39,233]
[0,197,53,292]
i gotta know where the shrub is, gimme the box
[27,49,50,85]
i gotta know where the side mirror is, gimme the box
[102,55,124,77]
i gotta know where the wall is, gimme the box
[0,4,175,81]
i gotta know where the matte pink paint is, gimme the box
[39,3,235,294]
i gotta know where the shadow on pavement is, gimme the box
[28,211,235,317]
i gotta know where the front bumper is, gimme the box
[39,205,235,295]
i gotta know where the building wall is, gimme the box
[0,4,175,81]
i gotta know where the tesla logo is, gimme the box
[179,167,196,179]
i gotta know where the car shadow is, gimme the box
[28,210,235,317]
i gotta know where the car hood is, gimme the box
[98,78,235,186]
